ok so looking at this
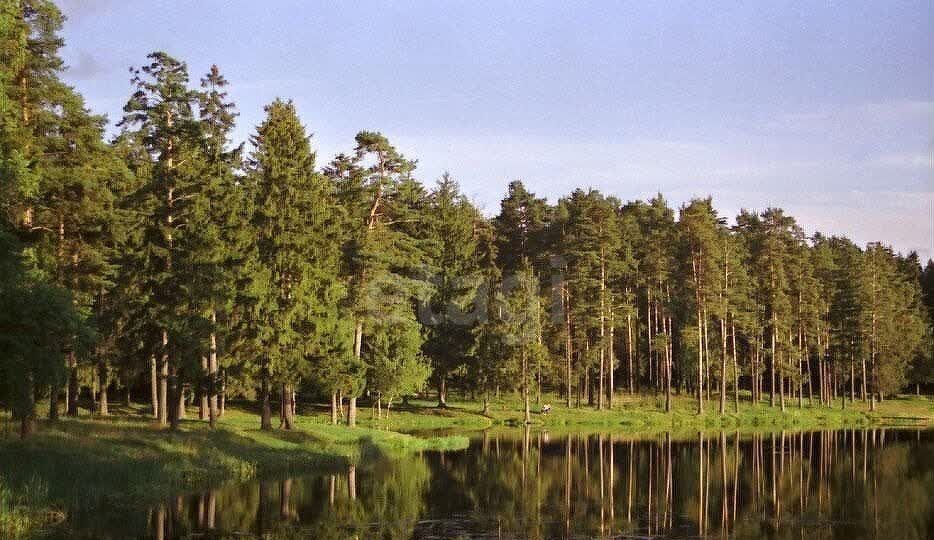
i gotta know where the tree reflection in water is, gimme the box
[86,428,934,540]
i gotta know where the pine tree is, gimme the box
[635,196,677,404]
[327,131,427,425]
[182,64,246,427]
[679,198,720,413]
[747,208,796,411]
[612,203,643,398]
[118,51,202,428]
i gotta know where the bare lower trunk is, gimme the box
[199,356,209,420]
[566,287,573,407]
[719,318,727,414]
[150,355,159,418]
[178,386,186,420]
[168,366,180,430]
[280,384,294,429]
[208,326,218,428]
[696,308,704,414]
[861,356,867,402]
[731,319,739,412]
[98,359,109,416]
[49,381,60,421]
[626,311,634,394]
[779,350,786,413]
[219,369,226,417]
[20,413,36,439]
[770,322,776,408]
[260,362,272,430]
[67,350,79,417]
[159,332,169,425]
[523,348,531,423]
[347,397,357,427]
[664,315,672,412]
[330,391,339,425]
[437,376,447,408]
[19,375,37,439]
[608,320,615,409]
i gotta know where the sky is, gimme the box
[57,0,933,260]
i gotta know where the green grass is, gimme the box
[0,404,468,538]
[414,391,934,432]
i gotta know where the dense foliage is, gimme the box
[1,0,931,437]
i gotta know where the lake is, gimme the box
[45,427,934,539]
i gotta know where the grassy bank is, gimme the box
[0,405,468,538]
[465,392,934,430]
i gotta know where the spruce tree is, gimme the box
[421,173,483,407]
[243,99,343,430]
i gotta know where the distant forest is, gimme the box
[2,1,932,437]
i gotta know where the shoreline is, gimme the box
[2,395,932,538]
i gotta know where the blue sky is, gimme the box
[58,1,932,260]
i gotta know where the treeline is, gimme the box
[1,1,932,437]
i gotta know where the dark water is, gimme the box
[48,428,934,539]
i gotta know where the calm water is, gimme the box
[47,428,934,539]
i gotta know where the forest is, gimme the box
[2,1,933,441]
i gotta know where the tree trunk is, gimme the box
[598,253,606,411]
[208,318,218,428]
[168,365,180,430]
[330,391,339,425]
[692,256,704,414]
[719,317,727,415]
[260,361,272,430]
[20,412,36,439]
[150,355,159,418]
[626,311,634,395]
[731,319,739,412]
[199,356,209,420]
[178,385,186,420]
[67,350,79,417]
[703,311,711,402]
[219,368,226,417]
[159,332,169,425]
[347,397,357,427]
[98,359,109,416]
[19,374,37,439]
[280,383,294,429]
[565,286,573,408]
[770,317,776,408]
[861,356,867,402]
[664,315,672,412]
[523,348,531,424]
[49,381,60,421]
[779,349,786,412]
[437,376,447,408]
[850,352,856,403]
[608,319,615,409]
